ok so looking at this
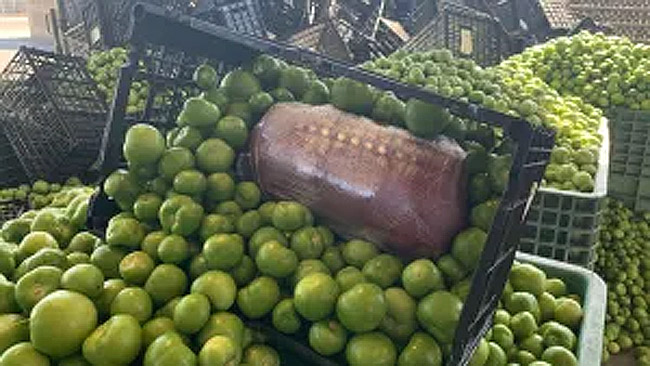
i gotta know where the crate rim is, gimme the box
[536,116,610,199]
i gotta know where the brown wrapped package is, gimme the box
[250,103,468,259]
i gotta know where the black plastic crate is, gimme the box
[332,0,386,37]
[56,0,92,30]
[59,20,98,58]
[0,47,108,180]
[330,18,392,62]
[476,0,550,36]
[370,17,410,56]
[462,0,554,52]
[288,20,353,61]
[57,0,110,57]
[539,0,578,31]
[90,4,554,365]
[102,46,204,132]
[194,0,267,38]
[390,0,463,35]
[516,0,550,36]
[0,107,72,182]
[409,0,439,34]
[402,1,511,66]
[0,119,28,187]
[566,0,650,43]
[1,47,107,116]
[261,0,306,39]
[58,0,196,56]
[261,0,328,39]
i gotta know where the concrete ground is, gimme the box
[0,14,29,69]
[0,13,54,70]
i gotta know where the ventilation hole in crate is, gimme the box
[574,199,596,213]
[614,143,630,153]
[540,228,556,243]
[541,211,557,225]
[632,135,647,144]
[558,214,571,228]
[536,245,552,259]
[541,194,559,209]
[523,225,537,239]
[630,154,643,164]
[573,215,594,229]
[569,231,590,247]
[568,249,591,267]
[611,163,626,174]
[628,165,642,175]
[631,145,645,155]
[561,197,573,211]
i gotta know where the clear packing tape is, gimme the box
[250,103,468,258]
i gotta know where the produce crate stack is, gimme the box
[566,0,650,43]
[500,32,650,268]
[608,109,650,212]
[518,119,609,269]
[401,1,511,66]
[287,20,353,62]
[91,5,555,365]
[0,46,108,182]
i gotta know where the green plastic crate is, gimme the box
[275,252,607,366]
[519,118,609,269]
[608,108,650,212]
[517,252,606,366]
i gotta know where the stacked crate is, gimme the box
[566,0,650,43]
[0,47,108,182]
[402,1,512,66]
